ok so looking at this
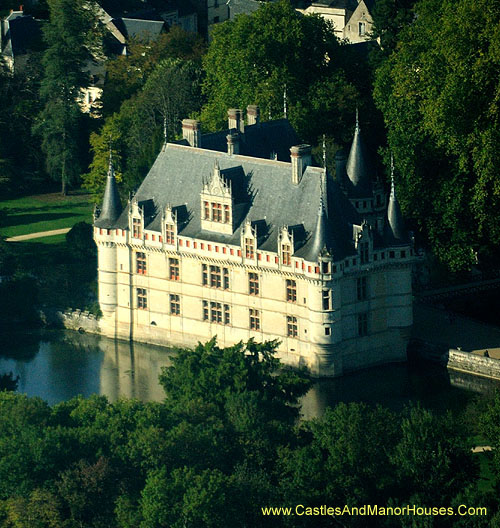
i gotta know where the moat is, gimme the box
[1,330,500,418]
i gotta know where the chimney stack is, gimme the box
[227,131,240,155]
[246,105,260,126]
[228,108,244,134]
[290,145,312,185]
[182,119,201,148]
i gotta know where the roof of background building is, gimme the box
[112,17,164,40]
[110,143,358,261]
[228,0,261,19]
[184,119,302,163]
[1,14,41,58]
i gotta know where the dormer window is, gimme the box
[201,161,234,234]
[132,218,142,238]
[359,241,369,264]
[165,224,175,245]
[282,244,291,266]
[245,237,255,259]
[279,226,294,266]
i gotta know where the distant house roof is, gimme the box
[1,13,41,59]
[185,119,301,163]
[228,0,262,19]
[108,143,358,261]
[111,17,164,40]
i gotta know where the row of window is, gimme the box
[136,288,369,337]
[204,201,230,224]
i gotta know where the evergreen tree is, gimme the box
[36,0,101,195]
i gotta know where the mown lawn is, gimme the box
[0,191,93,239]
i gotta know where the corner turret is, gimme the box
[345,109,372,198]
[95,153,122,228]
[385,161,408,246]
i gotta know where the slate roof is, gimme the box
[384,179,409,246]
[110,144,358,261]
[345,121,374,198]
[197,120,301,163]
[1,14,41,58]
[228,0,261,19]
[95,159,123,229]
[112,17,164,40]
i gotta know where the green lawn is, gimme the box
[0,191,93,239]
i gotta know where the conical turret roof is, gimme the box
[345,111,373,198]
[95,153,122,228]
[385,167,408,246]
[305,196,335,260]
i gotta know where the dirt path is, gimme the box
[5,227,71,242]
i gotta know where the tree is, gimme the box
[201,0,358,145]
[374,0,500,271]
[36,0,102,195]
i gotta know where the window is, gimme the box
[202,301,230,325]
[357,277,367,300]
[286,279,297,303]
[249,272,259,295]
[212,202,222,222]
[322,261,330,274]
[389,251,395,259]
[358,313,368,336]
[322,290,331,310]
[165,224,175,245]
[401,250,406,258]
[204,201,210,220]
[359,22,366,36]
[325,327,331,336]
[287,316,298,337]
[169,258,180,281]
[244,238,255,259]
[249,308,260,330]
[132,218,142,238]
[137,288,147,309]
[359,242,369,264]
[136,252,146,274]
[213,15,219,23]
[170,294,180,315]
[224,204,230,224]
[202,264,229,289]
[282,244,291,266]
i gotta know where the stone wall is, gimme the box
[57,309,100,334]
[447,348,500,381]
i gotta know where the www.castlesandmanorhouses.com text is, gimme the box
[261,504,488,517]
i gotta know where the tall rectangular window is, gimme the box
[286,279,297,303]
[132,218,142,238]
[165,224,175,245]
[322,290,331,310]
[359,22,366,36]
[223,268,229,290]
[287,316,298,337]
[357,277,367,301]
[244,238,255,259]
[224,304,230,325]
[170,294,180,315]
[210,265,221,288]
[224,204,230,224]
[204,201,210,220]
[249,272,259,295]
[359,242,369,264]
[282,244,291,266]
[136,252,146,274]
[202,264,208,286]
[137,288,147,309]
[202,264,229,289]
[249,308,260,330]
[358,313,368,336]
[169,258,180,281]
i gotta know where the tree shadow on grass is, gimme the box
[0,212,81,229]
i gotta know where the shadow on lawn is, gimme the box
[0,212,79,229]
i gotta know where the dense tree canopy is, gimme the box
[201,0,358,145]
[374,0,500,271]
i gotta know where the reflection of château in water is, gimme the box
[61,332,173,402]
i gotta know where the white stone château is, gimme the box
[94,106,415,377]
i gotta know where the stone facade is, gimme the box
[94,108,416,377]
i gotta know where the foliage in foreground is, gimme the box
[0,339,498,528]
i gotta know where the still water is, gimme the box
[1,330,499,418]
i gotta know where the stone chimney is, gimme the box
[226,131,240,155]
[290,145,312,185]
[247,105,260,126]
[228,108,244,133]
[182,119,201,147]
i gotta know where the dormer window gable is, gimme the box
[279,226,294,266]
[162,205,177,245]
[354,222,372,264]
[241,220,256,260]
[129,199,144,239]
[200,161,234,235]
